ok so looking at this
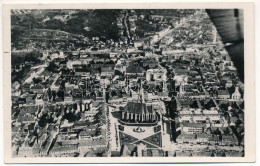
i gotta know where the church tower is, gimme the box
[138,80,145,103]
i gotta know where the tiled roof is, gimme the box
[79,130,96,137]
[124,102,154,114]
[177,134,196,139]
[182,122,206,128]
[17,116,34,122]
[50,145,78,153]
[78,139,106,147]
[20,105,39,114]
[208,135,220,142]
[126,64,145,74]
[197,133,211,138]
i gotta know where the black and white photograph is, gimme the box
[2,2,255,164]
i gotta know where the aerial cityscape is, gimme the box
[11,9,244,157]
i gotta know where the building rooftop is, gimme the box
[123,102,155,114]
